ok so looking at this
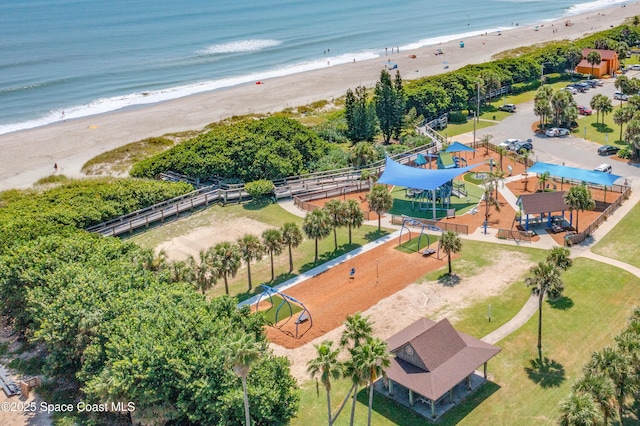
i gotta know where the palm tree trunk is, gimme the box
[242,376,251,426]
[288,244,293,273]
[448,254,452,275]
[224,274,229,295]
[537,292,544,353]
[326,389,333,426]
[270,252,275,281]
[348,225,353,245]
[247,261,253,291]
[333,227,338,251]
[368,380,375,426]
[377,214,381,231]
[331,383,356,424]
[315,238,319,261]
[349,384,359,426]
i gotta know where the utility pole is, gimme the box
[476,81,481,119]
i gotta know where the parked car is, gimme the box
[597,145,620,156]
[575,82,590,91]
[614,91,630,101]
[628,64,640,70]
[513,141,533,153]
[561,87,577,95]
[498,104,516,112]
[545,127,570,137]
[578,105,593,115]
[594,163,613,173]
[499,138,520,148]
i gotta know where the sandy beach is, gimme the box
[1,3,640,191]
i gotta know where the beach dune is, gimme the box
[1,4,639,191]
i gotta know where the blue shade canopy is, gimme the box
[445,141,475,153]
[527,162,623,186]
[378,156,476,191]
[414,153,427,166]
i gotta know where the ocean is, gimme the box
[0,0,634,135]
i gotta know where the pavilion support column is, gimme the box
[409,389,414,407]
[483,362,488,379]
[432,190,436,220]
[466,375,472,390]
[431,400,436,418]
[388,379,394,396]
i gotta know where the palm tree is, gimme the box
[585,346,637,420]
[564,184,595,233]
[210,241,242,295]
[572,373,619,424]
[323,199,347,251]
[302,209,332,262]
[342,356,367,426]
[168,259,193,283]
[366,184,393,230]
[261,229,283,281]
[559,392,604,426]
[481,134,493,155]
[340,312,374,350]
[537,171,551,192]
[525,261,564,354]
[281,222,303,273]
[625,117,640,160]
[547,246,572,271]
[613,105,634,143]
[343,199,364,245]
[187,249,216,295]
[307,341,342,426]
[534,85,553,130]
[586,51,602,79]
[353,338,393,426]
[440,230,462,275]
[481,176,501,224]
[223,333,262,426]
[237,234,264,291]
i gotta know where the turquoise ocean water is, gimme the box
[0,0,634,134]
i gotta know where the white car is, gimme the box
[561,87,577,95]
[628,64,640,70]
[614,91,629,101]
[545,128,570,137]
[499,138,520,148]
[594,163,612,173]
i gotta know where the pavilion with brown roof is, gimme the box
[516,191,571,231]
[575,48,620,78]
[376,318,500,420]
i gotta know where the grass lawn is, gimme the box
[130,200,390,301]
[292,256,640,425]
[591,199,640,268]
[257,294,303,324]
[387,181,484,219]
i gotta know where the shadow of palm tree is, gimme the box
[242,199,273,210]
[525,356,566,388]
[438,273,460,287]
[547,296,574,310]
[364,230,390,241]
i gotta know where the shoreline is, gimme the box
[1,2,640,191]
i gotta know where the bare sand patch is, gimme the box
[158,217,272,261]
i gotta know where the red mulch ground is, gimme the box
[261,234,455,349]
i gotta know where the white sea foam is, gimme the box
[565,0,633,16]
[198,39,282,55]
[399,27,510,52]
[0,50,379,135]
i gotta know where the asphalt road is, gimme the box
[473,74,640,184]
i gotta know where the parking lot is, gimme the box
[469,74,640,182]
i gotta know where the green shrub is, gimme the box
[448,111,468,124]
[245,179,275,199]
[618,146,632,159]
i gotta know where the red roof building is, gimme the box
[575,49,620,78]
[378,317,500,420]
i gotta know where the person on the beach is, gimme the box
[54,163,58,171]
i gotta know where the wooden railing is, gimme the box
[496,228,533,243]
[293,181,376,220]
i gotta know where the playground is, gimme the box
[263,232,451,349]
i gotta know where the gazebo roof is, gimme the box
[445,141,475,153]
[517,191,569,215]
[385,318,501,401]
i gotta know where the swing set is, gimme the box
[255,285,313,338]
[398,216,444,258]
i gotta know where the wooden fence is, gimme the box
[496,228,533,243]
[293,181,376,220]
[565,186,632,246]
